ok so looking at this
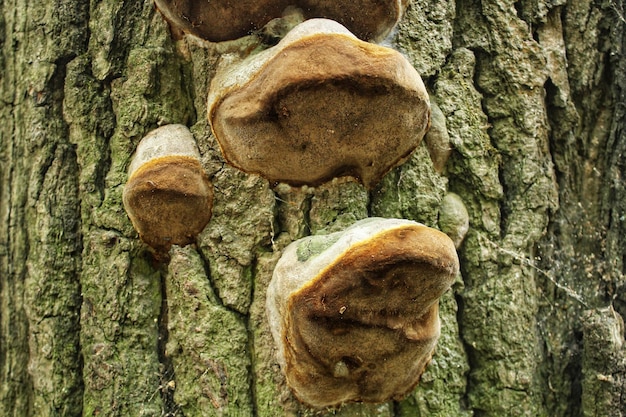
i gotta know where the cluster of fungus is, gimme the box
[119,0,462,410]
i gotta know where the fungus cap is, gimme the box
[266,218,459,407]
[154,0,408,42]
[208,18,430,189]
[123,124,213,252]
[438,192,470,249]
[423,100,452,173]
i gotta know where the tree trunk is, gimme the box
[1,0,624,416]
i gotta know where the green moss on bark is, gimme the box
[581,307,626,417]
[371,144,447,228]
[166,246,254,416]
[199,169,275,314]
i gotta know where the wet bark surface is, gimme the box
[0,0,624,416]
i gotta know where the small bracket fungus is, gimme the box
[154,0,408,43]
[423,100,452,173]
[438,192,470,249]
[266,218,459,408]
[123,124,213,252]
[208,19,430,189]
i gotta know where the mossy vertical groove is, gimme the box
[158,265,185,416]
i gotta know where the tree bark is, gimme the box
[0,0,624,416]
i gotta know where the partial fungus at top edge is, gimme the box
[153,0,409,43]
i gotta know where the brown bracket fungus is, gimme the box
[123,124,213,252]
[154,0,408,43]
[208,18,430,189]
[266,217,459,408]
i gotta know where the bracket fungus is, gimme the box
[208,18,430,189]
[154,0,409,43]
[266,217,459,407]
[438,192,470,249]
[123,124,213,252]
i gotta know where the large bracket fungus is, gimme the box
[123,124,213,252]
[208,18,430,189]
[154,0,409,43]
[266,218,459,408]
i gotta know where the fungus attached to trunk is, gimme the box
[123,124,213,252]
[266,217,459,408]
[208,18,430,189]
[438,192,470,249]
[153,0,408,43]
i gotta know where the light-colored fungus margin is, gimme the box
[208,19,430,189]
[123,124,213,252]
[266,217,459,407]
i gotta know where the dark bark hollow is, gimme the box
[123,125,213,253]
[208,19,430,189]
[153,0,409,42]
[266,218,459,407]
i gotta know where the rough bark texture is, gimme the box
[0,0,624,416]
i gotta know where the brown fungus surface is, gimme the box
[123,125,213,253]
[266,218,459,408]
[154,0,408,43]
[208,19,430,189]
